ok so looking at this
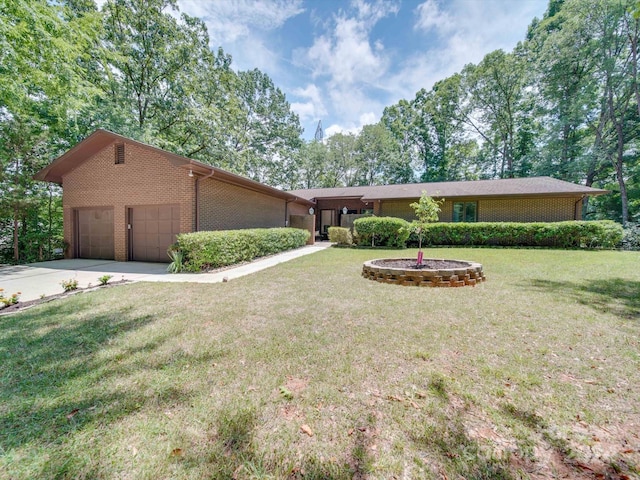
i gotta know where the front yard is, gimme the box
[1,248,639,479]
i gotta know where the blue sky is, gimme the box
[106,0,550,139]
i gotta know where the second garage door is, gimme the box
[130,205,180,262]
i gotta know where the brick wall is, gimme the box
[379,196,580,222]
[198,178,287,230]
[62,141,195,261]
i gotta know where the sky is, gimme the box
[102,0,550,140]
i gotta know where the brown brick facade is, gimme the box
[379,196,581,223]
[62,141,195,261]
[198,178,287,231]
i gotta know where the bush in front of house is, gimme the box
[621,223,640,250]
[418,220,623,249]
[172,227,310,272]
[328,226,352,246]
[353,216,410,248]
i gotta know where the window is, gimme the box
[361,208,374,215]
[115,143,125,164]
[453,202,477,222]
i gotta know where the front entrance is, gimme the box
[129,205,180,262]
[320,209,336,239]
[76,208,115,260]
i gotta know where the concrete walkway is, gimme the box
[0,243,332,302]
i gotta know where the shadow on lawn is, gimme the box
[170,404,375,480]
[0,299,169,453]
[527,278,640,320]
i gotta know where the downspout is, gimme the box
[574,195,585,220]
[195,170,215,232]
[285,199,293,227]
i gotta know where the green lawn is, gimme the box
[1,248,639,479]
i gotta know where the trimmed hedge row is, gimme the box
[173,227,310,272]
[412,220,623,248]
[353,216,410,248]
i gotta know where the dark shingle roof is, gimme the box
[288,177,607,201]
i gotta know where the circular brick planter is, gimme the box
[362,258,486,287]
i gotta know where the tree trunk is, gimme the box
[13,208,19,263]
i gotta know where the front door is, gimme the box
[320,209,336,239]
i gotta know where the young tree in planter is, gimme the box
[409,191,443,265]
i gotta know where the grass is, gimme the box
[1,247,639,479]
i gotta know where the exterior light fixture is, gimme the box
[188,169,194,177]
[308,207,315,215]
[342,206,348,214]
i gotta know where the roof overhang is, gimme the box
[361,192,608,202]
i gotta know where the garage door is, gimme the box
[77,208,114,260]
[130,205,180,262]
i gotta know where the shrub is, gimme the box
[621,223,640,250]
[61,279,79,292]
[166,249,185,273]
[419,220,622,249]
[0,289,20,308]
[98,275,113,286]
[353,216,410,248]
[173,227,310,272]
[328,226,352,246]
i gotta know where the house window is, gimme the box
[453,202,477,222]
[115,144,125,164]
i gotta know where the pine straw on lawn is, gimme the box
[0,247,639,479]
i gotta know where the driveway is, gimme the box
[0,243,331,302]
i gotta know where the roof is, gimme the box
[289,177,608,202]
[34,129,313,206]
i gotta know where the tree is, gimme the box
[461,50,530,178]
[0,0,100,262]
[101,0,210,137]
[298,140,328,189]
[408,191,443,265]
[355,123,408,185]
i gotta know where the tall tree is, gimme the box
[0,0,100,262]
[461,50,530,178]
[101,0,210,137]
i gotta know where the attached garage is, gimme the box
[129,205,180,262]
[34,130,314,261]
[76,208,114,260]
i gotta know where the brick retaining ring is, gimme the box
[362,259,486,287]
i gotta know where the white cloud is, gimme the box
[387,0,545,104]
[300,1,400,136]
[180,0,304,43]
[414,0,454,34]
[324,123,361,138]
[178,0,304,72]
[290,84,327,121]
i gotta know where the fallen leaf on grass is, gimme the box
[300,424,314,437]
[66,409,79,420]
[170,448,183,457]
[233,465,244,479]
[387,395,404,402]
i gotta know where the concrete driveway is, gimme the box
[0,243,331,302]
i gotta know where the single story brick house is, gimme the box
[36,129,608,262]
[288,178,608,237]
[35,129,313,262]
